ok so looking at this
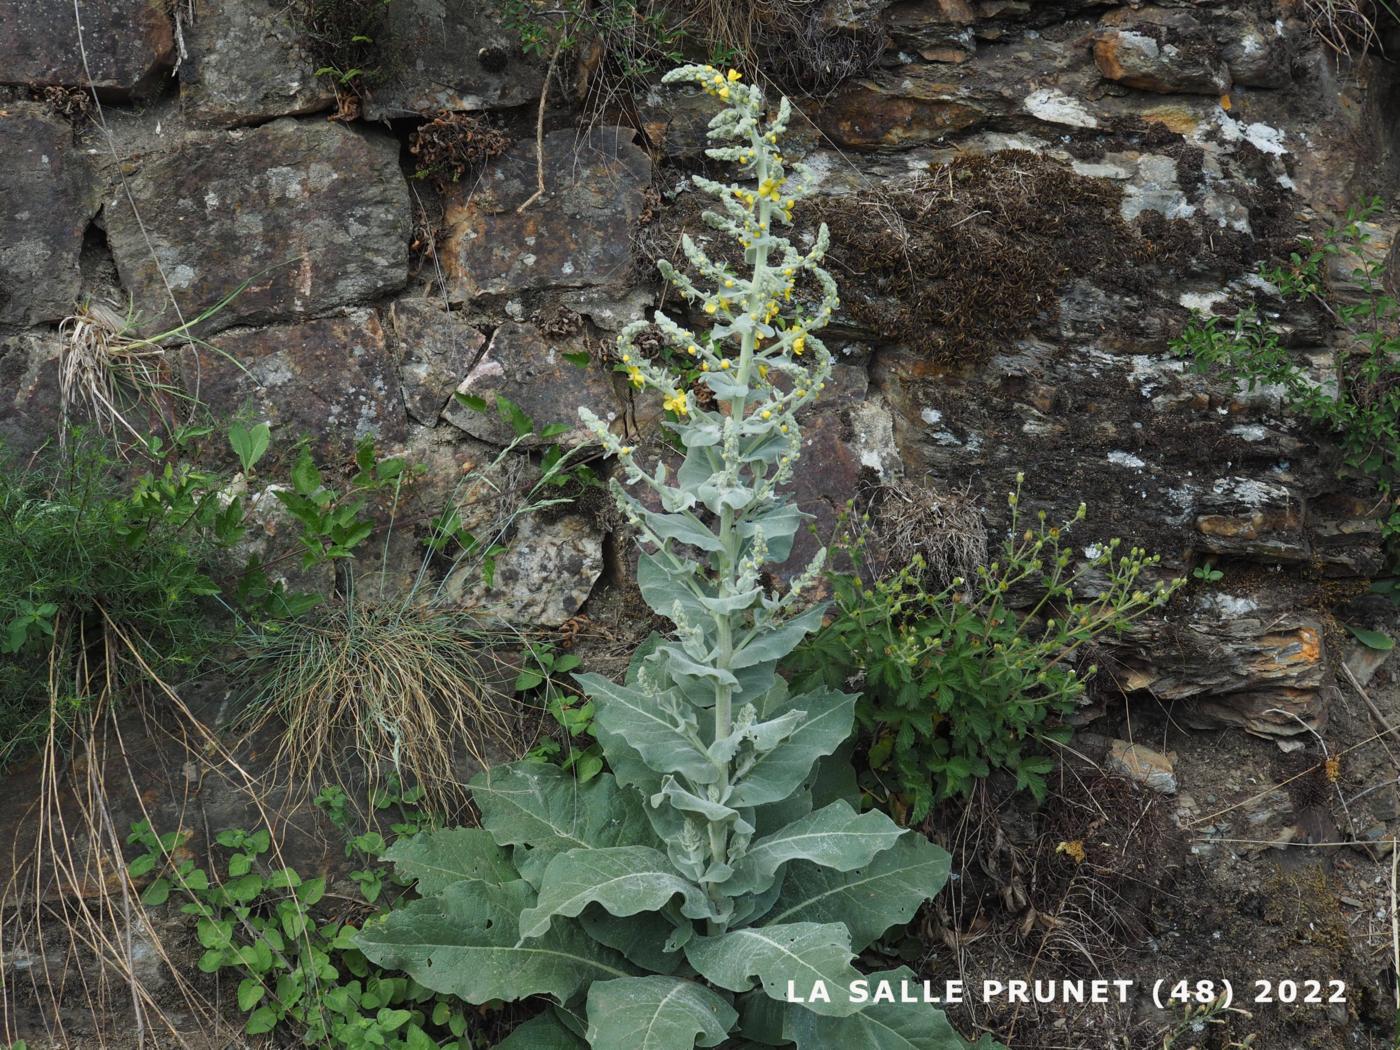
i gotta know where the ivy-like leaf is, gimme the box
[728,801,904,895]
[586,976,737,1050]
[381,827,515,896]
[355,879,633,1004]
[758,834,951,950]
[684,923,863,1017]
[519,846,713,938]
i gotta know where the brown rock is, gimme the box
[1193,476,1306,561]
[0,103,101,326]
[104,119,409,337]
[180,0,334,126]
[816,79,984,149]
[361,0,546,119]
[441,322,622,448]
[0,0,174,98]
[442,126,650,298]
[0,329,61,455]
[185,312,408,462]
[1094,8,1231,96]
[386,300,486,426]
[1106,740,1178,794]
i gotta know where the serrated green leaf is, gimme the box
[785,968,976,1049]
[355,879,633,1004]
[729,801,903,895]
[685,923,863,1016]
[382,827,516,895]
[586,976,736,1049]
[760,834,951,950]
[519,846,712,938]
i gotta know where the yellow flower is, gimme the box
[727,69,741,82]
[687,344,699,356]
[793,335,805,356]
[718,87,730,99]
[761,409,772,420]
[704,301,718,315]
[757,363,768,380]
[663,390,689,416]
[626,365,644,389]
[719,360,731,370]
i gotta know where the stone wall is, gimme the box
[2,0,1398,736]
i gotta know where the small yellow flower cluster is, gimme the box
[700,66,742,100]
[626,365,644,389]
[663,390,689,417]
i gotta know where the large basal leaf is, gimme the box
[785,968,976,1049]
[586,976,736,1050]
[519,846,712,938]
[471,763,655,886]
[684,923,863,1017]
[728,801,904,895]
[576,672,719,785]
[581,909,685,975]
[728,688,856,808]
[381,827,515,896]
[758,834,951,950]
[496,1011,587,1049]
[355,878,632,1004]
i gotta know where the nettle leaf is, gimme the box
[586,976,736,1050]
[382,827,515,895]
[685,923,863,1017]
[785,969,977,1049]
[576,673,719,785]
[355,878,633,1004]
[760,834,951,950]
[497,1011,586,1049]
[471,764,655,886]
[729,688,856,808]
[728,801,904,895]
[519,846,713,938]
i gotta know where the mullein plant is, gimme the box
[357,65,988,1050]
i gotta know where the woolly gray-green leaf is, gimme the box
[730,605,824,669]
[470,764,655,887]
[519,846,713,938]
[760,834,951,950]
[728,688,856,808]
[684,923,863,1016]
[785,969,975,1049]
[581,910,685,975]
[586,976,736,1050]
[354,879,632,1004]
[497,1012,586,1049]
[577,672,719,784]
[381,827,515,896]
[728,801,904,895]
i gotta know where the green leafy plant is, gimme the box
[354,66,984,1049]
[791,481,1183,818]
[1191,563,1224,583]
[0,430,247,765]
[127,816,480,1049]
[519,641,602,782]
[1174,198,1400,539]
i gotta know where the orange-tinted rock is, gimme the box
[816,82,983,148]
[1094,8,1230,95]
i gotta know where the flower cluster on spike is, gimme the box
[579,64,840,525]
